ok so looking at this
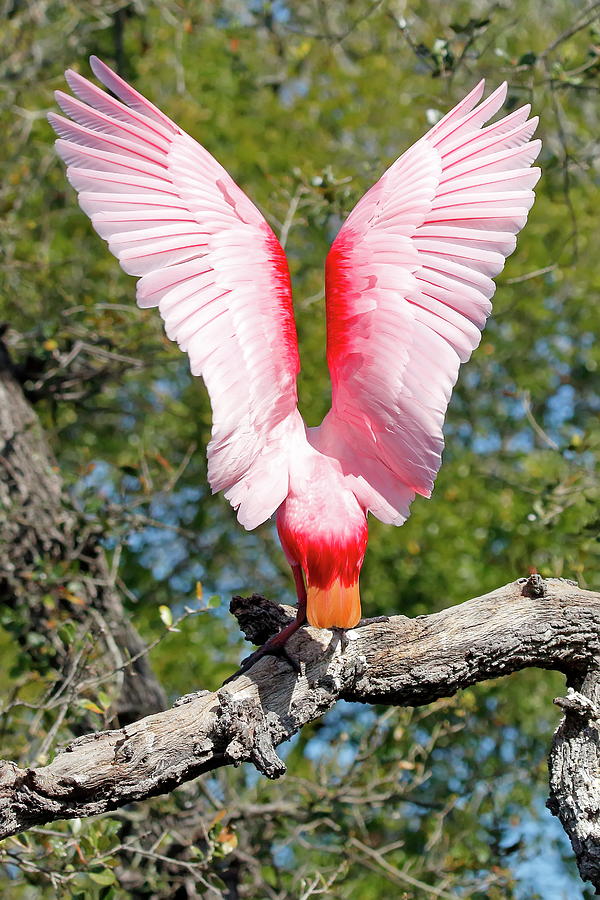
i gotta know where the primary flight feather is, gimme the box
[50,58,540,645]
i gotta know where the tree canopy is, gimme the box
[1,0,599,896]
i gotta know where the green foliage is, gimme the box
[1,0,599,896]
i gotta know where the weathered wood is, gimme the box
[0,574,598,893]
[548,669,600,888]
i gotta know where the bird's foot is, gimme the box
[355,615,390,628]
[222,617,305,685]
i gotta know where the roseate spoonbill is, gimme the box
[49,58,540,666]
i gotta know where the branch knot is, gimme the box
[520,573,547,599]
[230,595,295,645]
[217,692,286,779]
[554,688,600,723]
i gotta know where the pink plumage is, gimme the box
[50,60,540,641]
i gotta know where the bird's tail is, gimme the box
[306,577,361,629]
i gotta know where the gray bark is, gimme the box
[548,668,600,890]
[0,576,598,891]
[0,340,166,722]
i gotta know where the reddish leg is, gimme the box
[222,565,307,683]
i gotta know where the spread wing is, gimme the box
[49,57,301,529]
[320,81,541,524]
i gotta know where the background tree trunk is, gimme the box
[0,340,166,723]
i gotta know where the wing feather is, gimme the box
[50,58,301,529]
[322,83,540,523]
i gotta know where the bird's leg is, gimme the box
[222,565,307,684]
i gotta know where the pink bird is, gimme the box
[49,59,540,669]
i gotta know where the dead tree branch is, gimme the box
[0,576,598,889]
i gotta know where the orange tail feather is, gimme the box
[306,578,361,629]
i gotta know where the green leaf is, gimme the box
[519,51,537,66]
[58,621,76,645]
[88,869,117,886]
[97,691,112,711]
[159,605,173,628]
[79,700,104,716]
